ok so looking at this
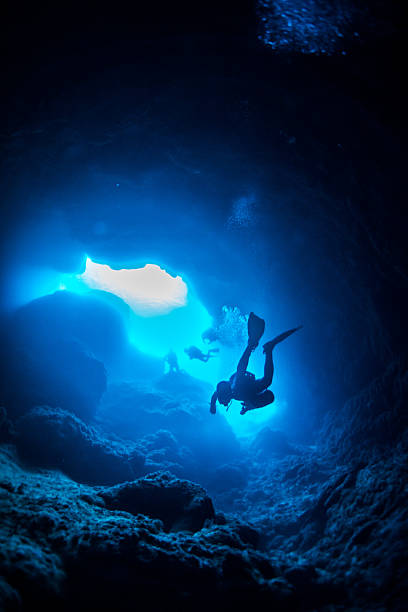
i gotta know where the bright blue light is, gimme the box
[5,264,66,310]
[5,253,285,436]
[78,258,188,317]
[5,253,218,382]
[59,257,215,376]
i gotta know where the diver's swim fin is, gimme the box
[248,312,265,348]
[263,326,302,352]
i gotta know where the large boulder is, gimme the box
[0,446,299,612]
[251,427,293,459]
[8,291,128,369]
[207,462,249,493]
[99,471,215,532]
[0,290,161,422]
[138,429,191,477]
[1,336,107,422]
[14,406,145,485]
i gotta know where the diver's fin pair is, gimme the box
[263,326,303,353]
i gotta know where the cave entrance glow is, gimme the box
[60,257,217,381]
[78,258,188,317]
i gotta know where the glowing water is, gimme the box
[6,254,281,435]
[78,258,187,316]
[57,257,216,382]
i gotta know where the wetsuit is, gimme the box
[230,349,275,408]
[210,314,301,414]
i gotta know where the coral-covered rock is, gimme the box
[197,519,260,549]
[219,434,408,610]
[292,446,408,608]
[0,446,296,611]
[319,358,408,463]
[99,471,215,532]
[138,428,191,477]
[14,406,145,485]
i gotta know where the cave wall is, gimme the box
[0,3,406,608]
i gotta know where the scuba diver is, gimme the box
[210,313,302,415]
[184,346,219,362]
[164,350,180,373]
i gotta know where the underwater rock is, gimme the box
[0,445,299,611]
[97,379,240,472]
[99,471,215,532]
[319,357,408,463]
[208,462,249,493]
[140,428,186,463]
[14,406,145,485]
[138,429,191,478]
[10,291,129,371]
[227,435,408,609]
[0,406,14,443]
[2,337,106,422]
[292,447,408,607]
[257,0,396,56]
[251,427,293,458]
[2,406,407,610]
[218,448,336,536]
[199,518,260,550]
[0,292,138,422]
[0,577,21,611]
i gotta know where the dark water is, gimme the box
[0,1,406,610]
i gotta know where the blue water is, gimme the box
[3,249,296,438]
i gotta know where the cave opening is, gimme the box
[0,0,406,609]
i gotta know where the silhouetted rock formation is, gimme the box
[0,406,14,443]
[251,427,293,458]
[0,446,301,612]
[1,336,106,422]
[99,471,215,532]
[14,406,145,485]
[97,378,240,474]
[1,351,407,611]
[0,4,405,607]
[319,357,408,463]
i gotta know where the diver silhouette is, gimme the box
[184,346,220,362]
[210,313,302,415]
[164,350,180,373]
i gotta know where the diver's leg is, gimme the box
[252,326,301,392]
[253,348,274,393]
[263,326,302,352]
[236,345,253,374]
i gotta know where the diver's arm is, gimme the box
[210,391,217,414]
[236,345,252,374]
